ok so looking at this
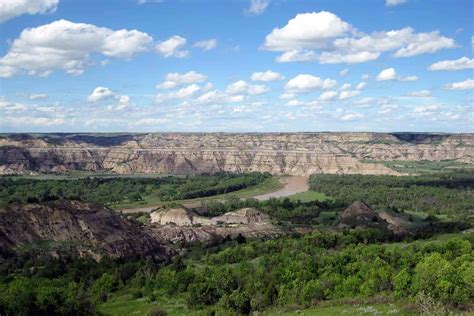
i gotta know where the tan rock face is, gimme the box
[150,207,282,244]
[1,132,472,175]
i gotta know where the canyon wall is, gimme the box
[0,132,472,176]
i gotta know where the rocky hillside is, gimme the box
[333,201,390,232]
[150,206,282,245]
[1,132,472,175]
[0,200,172,260]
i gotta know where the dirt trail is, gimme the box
[118,176,309,214]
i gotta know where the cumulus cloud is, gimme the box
[319,51,380,64]
[339,68,349,77]
[0,98,27,112]
[408,90,432,97]
[376,68,418,81]
[339,90,360,100]
[334,27,455,58]
[193,38,217,51]
[443,79,474,90]
[285,74,337,92]
[386,0,407,7]
[263,11,352,51]
[0,116,65,126]
[226,80,269,95]
[319,91,338,101]
[251,70,284,82]
[340,112,364,121]
[156,71,208,89]
[356,82,366,90]
[87,86,130,110]
[246,0,270,15]
[262,12,455,64]
[275,50,318,63]
[0,19,153,77]
[155,35,189,58]
[0,0,58,23]
[88,87,115,102]
[29,93,48,100]
[428,57,474,71]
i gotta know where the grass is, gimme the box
[284,190,331,202]
[262,303,417,315]
[99,293,208,316]
[99,295,418,316]
[111,175,282,210]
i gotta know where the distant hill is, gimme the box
[0,132,472,175]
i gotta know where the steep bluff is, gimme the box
[1,132,472,175]
[0,200,173,260]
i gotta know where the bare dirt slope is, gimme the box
[1,132,472,176]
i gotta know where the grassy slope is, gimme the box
[284,190,331,202]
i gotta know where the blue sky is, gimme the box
[0,0,472,132]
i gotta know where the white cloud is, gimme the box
[376,67,418,81]
[286,99,304,106]
[379,104,399,115]
[87,86,129,110]
[246,0,270,15]
[356,82,366,90]
[333,27,455,59]
[226,80,269,95]
[443,79,474,90]
[414,105,439,116]
[340,83,352,90]
[319,51,380,64]
[339,90,360,100]
[353,97,375,108]
[0,99,27,112]
[115,95,130,110]
[340,112,364,121]
[386,0,407,7]
[263,11,352,51]
[193,38,217,51]
[1,116,65,126]
[279,93,295,99]
[0,0,58,23]
[408,90,432,97]
[157,71,207,89]
[339,68,349,77]
[393,31,456,57]
[263,12,455,65]
[376,68,397,81]
[0,19,152,77]
[319,91,338,101]
[251,70,284,82]
[88,87,115,102]
[428,57,474,71]
[155,35,189,58]
[275,50,318,63]
[169,84,202,99]
[29,93,48,100]
[285,74,337,92]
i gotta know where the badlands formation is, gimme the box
[0,132,473,175]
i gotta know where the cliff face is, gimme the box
[1,132,472,175]
[149,207,282,245]
[0,200,172,260]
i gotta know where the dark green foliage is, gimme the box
[0,172,270,206]
[309,171,474,217]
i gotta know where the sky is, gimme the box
[0,0,472,133]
